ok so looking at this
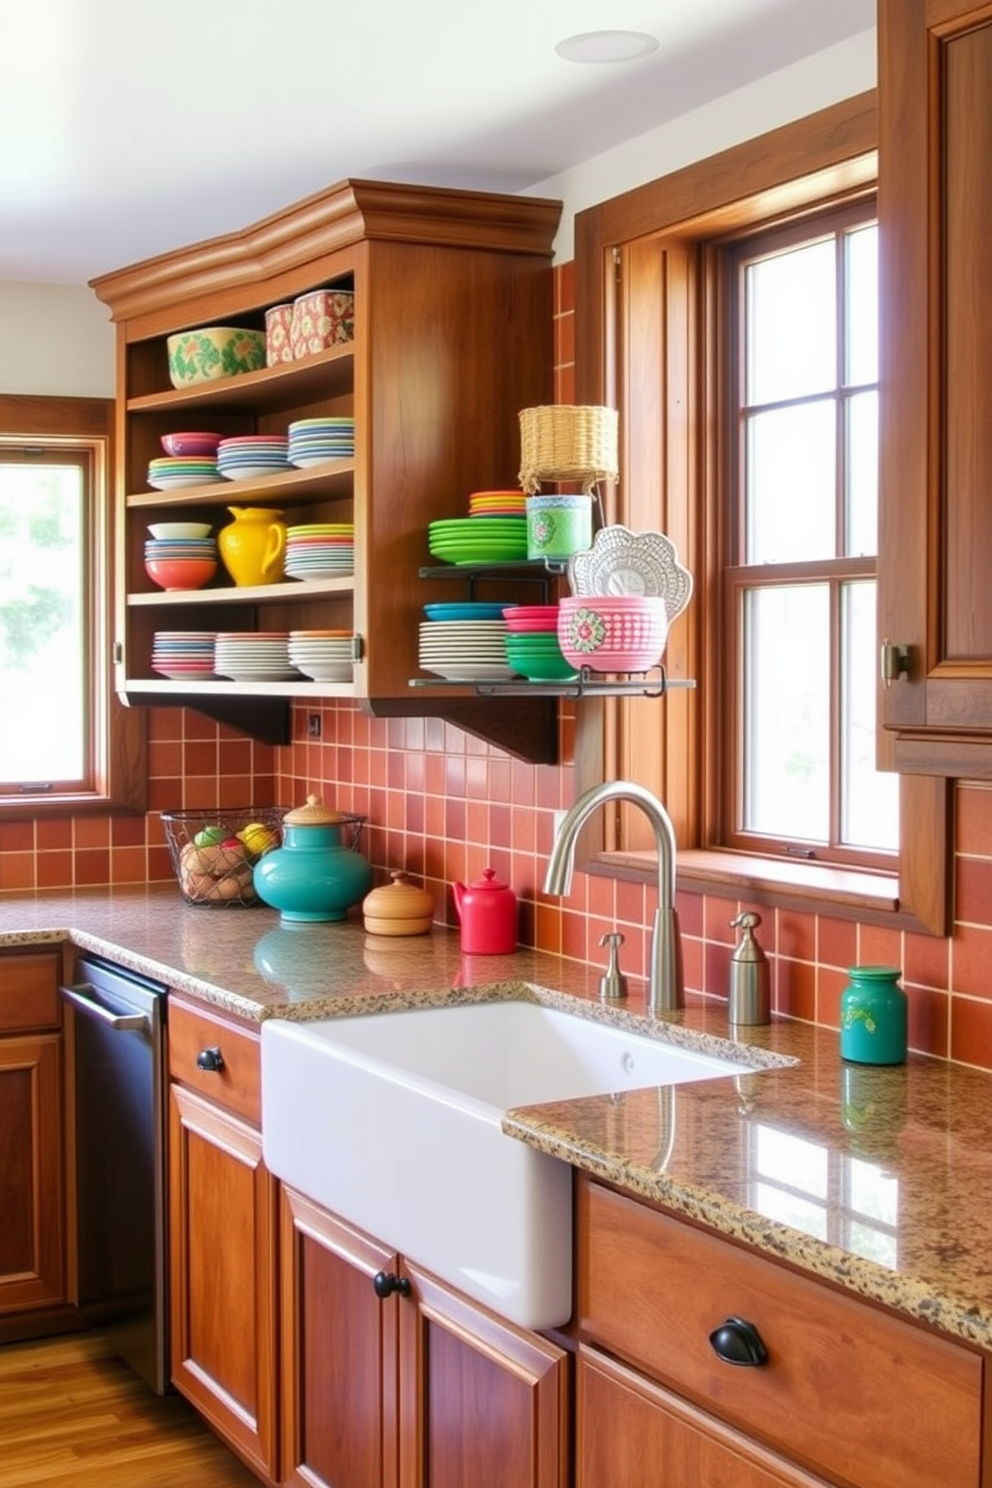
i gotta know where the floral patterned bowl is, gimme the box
[166,327,267,388]
[557,594,669,673]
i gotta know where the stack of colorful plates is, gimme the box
[217,435,291,481]
[427,516,528,565]
[144,533,218,562]
[285,523,355,580]
[151,631,216,680]
[147,455,222,490]
[417,619,516,682]
[468,489,527,517]
[214,632,298,682]
[287,630,355,682]
[288,417,355,468]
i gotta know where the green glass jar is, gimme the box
[839,966,907,1065]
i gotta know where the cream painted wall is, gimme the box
[0,282,115,397]
[0,28,874,399]
[528,29,876,261]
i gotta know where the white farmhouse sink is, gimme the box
[261,998,751,1329]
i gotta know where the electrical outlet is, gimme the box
[553,810,567,837]
[307,713,321,739]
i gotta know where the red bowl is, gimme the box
[160,431,222,457]
[145,557,218,591]
[503,603,559,634]
[504,614,559,633]
[502,605,558,620]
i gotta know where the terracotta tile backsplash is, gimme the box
[2,264,992,1074]
[5,689,992,1071]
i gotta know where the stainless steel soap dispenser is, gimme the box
[598,931,629,1002]
[728,910,770,1025]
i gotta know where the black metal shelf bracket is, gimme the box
[408,665,694,699]
[418,558,568,603]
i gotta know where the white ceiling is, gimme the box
[1,0,875,287]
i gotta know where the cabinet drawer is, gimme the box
[0,950,61,1033]
[168,995,261,1125]
[577,1180,982,1488]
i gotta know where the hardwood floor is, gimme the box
[0,1332,261,1487]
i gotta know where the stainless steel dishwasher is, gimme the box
[61,954,168,1394]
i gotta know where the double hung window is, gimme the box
[724,205,898,867]
[0,397,144,814]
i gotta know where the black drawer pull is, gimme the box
[709,1316,768,1366]
[373,1271,410,1300]
[196,1046,224,1072]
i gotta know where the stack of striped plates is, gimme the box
[417,619,516,682]
[285,523,355,580]
[214,632,297,682]
[151,631,216,680]
[288,630,355,682]
[468,489,527,517]
[147,455,222,490]
[217,435,290,480]
[288,417,355,468]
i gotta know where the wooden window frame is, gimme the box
[722,201,891,871]
[0,395,146,817]
[571,91,950,936]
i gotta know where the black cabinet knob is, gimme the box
[196,1046,224,1072]
[373,1270,410,1300]
[708,1315,769,1366]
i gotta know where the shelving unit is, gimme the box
[411,558,696,706]
[91,178,562,761]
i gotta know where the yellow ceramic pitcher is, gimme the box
[218,507,287,586]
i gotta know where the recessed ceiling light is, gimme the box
[555,30,660,64]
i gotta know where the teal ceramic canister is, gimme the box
[839,965,908,1065]
[253,794,371,923]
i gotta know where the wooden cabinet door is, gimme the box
[280,1185,399,1488]
[879,0,992,773]
[169,1082,278,1483]
[397,1259,569,1488]
[577,1346,829,1488]
[0,1034,64,1316]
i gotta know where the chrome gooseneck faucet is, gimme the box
[543,779,684,1015]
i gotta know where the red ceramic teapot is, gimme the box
[452,867,518,954]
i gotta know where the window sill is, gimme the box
[592,846,904,923]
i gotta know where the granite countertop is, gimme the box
[3,884,992,1353]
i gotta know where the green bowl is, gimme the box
[505,634,567,649]
[508,651,580,682]
[504,636,579,682]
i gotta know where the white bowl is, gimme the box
[147,522,213,540]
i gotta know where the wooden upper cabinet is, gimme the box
[89,179,562,763]
[878,0,992,774]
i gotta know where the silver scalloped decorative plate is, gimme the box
[567,525,693,618]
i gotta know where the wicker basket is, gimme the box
[162,807,288,907]
[518,405,619,495]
